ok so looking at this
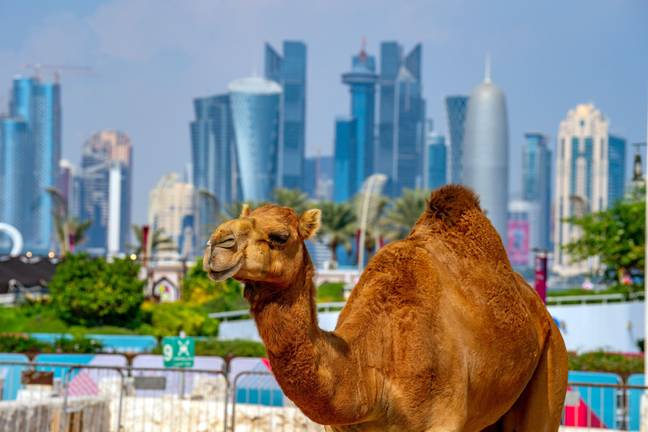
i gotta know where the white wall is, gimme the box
[219,302,646,354]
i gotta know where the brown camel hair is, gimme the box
[204,185,568,431]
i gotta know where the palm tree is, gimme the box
[130,225,175,257]
[317,201,357,265]
[381,189,430,241]
[46,187,92,254]
[272,188,311,214]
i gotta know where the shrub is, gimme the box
[182,259,247,310]
[317,282,345,302]
[569,351,643,378]
[49,254,144,327]
[195,339,266,357]
[141,301,219,338]
[0,334,47,353]
[152,338,266,357]
[50,336,103,354]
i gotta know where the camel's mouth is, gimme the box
[208,260,243,281]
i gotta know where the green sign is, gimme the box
[162,336,195,368]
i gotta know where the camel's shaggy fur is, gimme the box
[204,185,568,431]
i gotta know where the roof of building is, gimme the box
[228,76,282,95]
[0,256,57,293]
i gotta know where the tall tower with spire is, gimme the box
[462,56,510,238]
[334,42,378,202]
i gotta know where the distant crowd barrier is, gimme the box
[1,355,646,431]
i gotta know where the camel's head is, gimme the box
[203,204,321,286]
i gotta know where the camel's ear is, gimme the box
[299,209,321,240]
[240,203,251,218]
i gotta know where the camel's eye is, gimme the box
[269,232,290,245]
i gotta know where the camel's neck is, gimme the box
[245,254,320,357]
[244,251,370,424]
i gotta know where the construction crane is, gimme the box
[22,64,93,82]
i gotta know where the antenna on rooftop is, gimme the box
[484,53,492,84]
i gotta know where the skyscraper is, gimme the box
[0,117,28,244]
[2,76,62,253]
[80,130,132,255]
[462,61,509,238]
[149,173,195,257]
[265,41,307,190]
[190,95,238,206]
[228,77,282,202]
[334,45,378,201]
[190,94,239,245]
[376,42,426,196]
[553,104,626,276]
[424,121,447,190]
[445,95,469,184]
[333,117,358,202]
[522,133,552,250]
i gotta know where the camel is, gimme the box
[204,185,568,431]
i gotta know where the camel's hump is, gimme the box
[426,184,481,226]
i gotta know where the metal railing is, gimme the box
[562,381,648,431]
[3,359,648,431]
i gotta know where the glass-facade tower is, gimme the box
[229,77,282,202]
[337,47,377,200]
[377,42,426,197]
[1,77,61,254]
[426,133,447,190]
[333,117,358,202]
[80,130,132,255]
[608,135,626,204]
[445,96,469,184]
[0,117,29,250]
[265,41,307,190]
[190,94,239,244]
[522,133,552,250]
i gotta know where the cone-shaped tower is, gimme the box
[462,57,509,238]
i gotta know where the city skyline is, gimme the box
[0,0,646,223]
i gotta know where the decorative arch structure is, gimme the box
[0,223,24,256]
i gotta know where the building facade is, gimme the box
[190,94,239,244]
[228,77,282,202]
[553,104,626,276]
[333,117,358,202]
[445,95,469,184]
[522,133,552,250]
[334,46,378,201]
[265,41,307,190]
[149,173,195,257]
[80,130,132,256]
[462,66,509,239]
[1,77,62,254]
[425,129,447,190]
[376,42,426,197]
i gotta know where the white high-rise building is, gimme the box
[553,103,626,276]
[148,173,195,257]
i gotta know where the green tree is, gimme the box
[381,189,429,241]
[130,225,175,257]
[272,188,311,214]
[49,254,145,327]
[317,201,357,264]
[563,197,645,279]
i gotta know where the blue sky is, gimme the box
[1,0,647,223]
